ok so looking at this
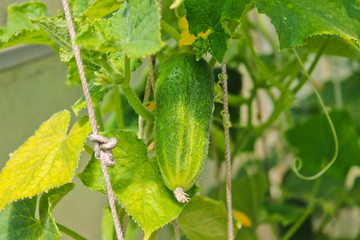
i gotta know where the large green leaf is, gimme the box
[184,0,231,62]
[0,2,56,49]
[254,0,360,51]
[107,0,164,58]
[302,35,360,58]
[184,0,254,62]
[286,110,360,181]
[0,111,91,211]
[178,195,238,240]
[0,197,58,240]
[0,184,74,240]
[78,130,196,239]
[76,18,120,53]
[32,16,101,84]
[82,0,124,20]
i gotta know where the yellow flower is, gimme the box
[178,17,211,47]
[233,210,252,228]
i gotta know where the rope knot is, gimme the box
[89,134,117,167]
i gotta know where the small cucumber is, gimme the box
[155,54,214,202]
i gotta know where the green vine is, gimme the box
[291,48,339,181]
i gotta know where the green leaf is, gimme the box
[32,15,101,67]
[0,111,91,211]
[221,0,255,22]
[0,197,59,240]
[76,19,120,53]
[0,184,74,240]
[39,183,75,217]
[286,110,360,181]
[184,0,231,62]
[0,2,56,49]
[302,35,360,59]
[69,0,94,17]
[72,83,111,116]
[178,195,238,240]
[79,130,196,239]
[82,0,124,20]
[108,0,164,58]
[32,16,102,84]
[32,15,71,47]
[254,0,360,51]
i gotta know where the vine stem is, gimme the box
[56,222,87,240]
[221,59,234,240]
[293,36,330,93]
[60,1,124,239]
[113,86,124,129]
[291,48,338,180]
[121,56,155,123]
[161,20,181,42]
[281,178,321,240]
[94,104,104,131]
[138,55,156,139]
[173,219,181,240]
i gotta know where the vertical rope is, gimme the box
[173,219,181,240]
[221,60,234,240]
[61,1,123,239]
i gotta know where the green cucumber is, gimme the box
[155,54,214,202]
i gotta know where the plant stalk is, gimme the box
[121,56,155,122]
[161,20,181,42]
[94,103,104,132]
[56,222,87,240]
[293,36,330,93]
[112,86,124,129]
[281,178,321,240]
[174,219,181,240]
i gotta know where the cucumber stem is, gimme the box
[173,187,189,203]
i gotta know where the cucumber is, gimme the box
[155,54,214,202]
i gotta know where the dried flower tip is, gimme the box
[174,187,190,203]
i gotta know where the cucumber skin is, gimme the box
[155,54,214,192]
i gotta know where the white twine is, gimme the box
[60,1,124,239]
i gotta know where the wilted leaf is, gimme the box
[0,111,91,210]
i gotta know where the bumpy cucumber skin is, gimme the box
[155,54,214,192]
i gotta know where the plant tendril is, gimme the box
[291,48,338,181]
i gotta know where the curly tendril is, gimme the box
[291,48,339,181]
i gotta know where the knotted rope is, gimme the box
[61,0,124,239]
[89,134,117,167]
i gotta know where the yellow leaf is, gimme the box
[233,210,252,227]
[178,17,211,47]
[0,110,91,211]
